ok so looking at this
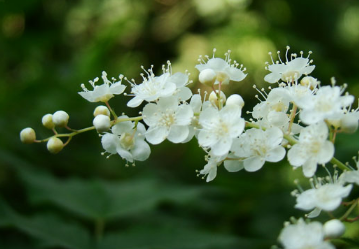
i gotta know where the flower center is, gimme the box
[120,133,135,150]
[159,111,176,128]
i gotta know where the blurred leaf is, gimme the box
[16,164,203,221]
[98,227,242,249]
[338,237,359,248]
[0,197,91,249]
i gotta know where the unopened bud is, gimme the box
[47,137,64,154]
[93,105,110,117]
[93,115,111,133]
[209,90,226,108]
[42,114,55,129]
[199,69,216,86]
[226,94,244,108]
[341,114,358,133]
[52,110,69,127]
[20,128,36,144]
[323,219,345,238]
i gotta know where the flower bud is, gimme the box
[20,127,36,144]
[323,219,345,238]
[42,114,55,129]
[209,90,226,108]
[340,114,358,133]
[47,137,64,154]
[52,110,69,127]
[93,114,111,133]
[226,94,244,108]
[93,105,110,117]
[199,68,216,86]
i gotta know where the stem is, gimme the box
[95,219,105,242]
[340,199,358,221]
[105,101,118,120]
[287,104,297,134]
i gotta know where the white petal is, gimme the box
[167,125,189,143]
[307,207,322,218]
[142,103,161,126]
[127,96,144,108]
[145,126,168,145]
[198,130,218,147]
[264,72,281,83]
[211,136,232,156]
[288,144,307,166]
[295,189,317,210]
[176,87,192,101]
[132,140,151,161]
[101,133,120,154]
[265,146,286,162]
[169,72,188,88]
[302,158,318,177]
[116,146,133,162]
[157,96,178,111]
[287,57,309,69]
[224,160,244,172]
[190,94,202,113]
[110,82,126,94]
[317,141,334,164]
[205,58,228,71]
[175,105,193,126]
[301,65,315,75]
[225,67,247,81]
[243,156,265,172]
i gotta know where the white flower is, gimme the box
[295,181,352,217]
[101,117,150,163]
[196,49,246,85]
[197,152,226,182]
[225,127,286,172]
[299,85,354,125]
[127,63,191,108]
[287,122,334,177]
[198,104,245,156]
[279,219,335,249]
[79,71,126,102]
[142,96,193,144]
[264,46,315,83]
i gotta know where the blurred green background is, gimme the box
[1,0,359,248]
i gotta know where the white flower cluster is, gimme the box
[21,46,359,248]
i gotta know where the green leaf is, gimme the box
[0,197,91,249]
[16,165,203,221]
[338,237,359,248]
[98,227,243,249]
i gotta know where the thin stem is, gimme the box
[105,101,118,120]
[340,199,358,221]
[287,103,297,134]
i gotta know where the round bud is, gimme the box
[209,90,226,108]
[20,127,36,144]
[93,114,111,133]
[340,114,358,133]
[300,76,318,89]
[323,219,345,238]
[52,110,69,127]
[199,69,216,86]
[226,94,244,108]
[47,137,64,154]
[42,114,55,129]
[93,105,110,117]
